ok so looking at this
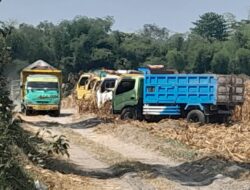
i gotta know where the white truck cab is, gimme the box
[96,75,120,108]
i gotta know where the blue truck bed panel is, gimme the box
[143,74,217,105]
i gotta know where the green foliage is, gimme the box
[166,49,185,71]
[34,128,70,158]
[141,24,169,40]
[0,28,69,188]
[193,45,213,73]
[2,13,250,76]
[0,77,35,189]
[211,50,230,74]
[192,12,228,41]
[235,48,250,75]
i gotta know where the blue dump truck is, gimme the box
[112,67,244,123]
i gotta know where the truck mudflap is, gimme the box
[26,104,59,111]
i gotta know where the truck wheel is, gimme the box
[120,107,137,120]
[187,110,205,124]
[25,109,32,116]
[51,110,60,117]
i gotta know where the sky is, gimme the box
[0,0,250,33]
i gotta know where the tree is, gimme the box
[211,50,229,74]
[167,34,184,51]
[166,49,185,71]
[0,34,11,73]
[223,12,238,35]
[192,12,228,41]
[141,24,169,41]
[192,45,213,73]
[235,48,250,75]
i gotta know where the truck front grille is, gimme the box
[36,101,49,104]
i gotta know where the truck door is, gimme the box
[99,79,116,106]
[76,76,89,99]
[113,78,136,112]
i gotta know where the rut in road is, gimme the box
[22,122,157,190]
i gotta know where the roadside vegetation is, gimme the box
[0,30,70,189]
[0,33,35,188]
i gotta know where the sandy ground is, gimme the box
[19,108,250,190]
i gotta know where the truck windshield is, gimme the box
[27,82,59,89]
[79,77,89,86]
[101,79,116,93]
[116,79,135,95]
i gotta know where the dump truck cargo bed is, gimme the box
[139,68,244,117]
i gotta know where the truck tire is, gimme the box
[51,110,60,117]
[120,107,137,120]
[25,109,32,116]
[187,110,205,124]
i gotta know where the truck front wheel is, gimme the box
[50,110,60,117]
[120,107,137,120]
[187,110,205,124]
[25,109,32,116]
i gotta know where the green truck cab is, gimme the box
[112,74,144,119]
[20,60,62,116]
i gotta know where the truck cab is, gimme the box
[22,74,61,116]
[96,75,120,108]
[112,74,143,119]
[75,73,93,99]
[20,60,62,116]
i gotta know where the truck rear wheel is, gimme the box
[120,107,137,120]
[187,110,205,124]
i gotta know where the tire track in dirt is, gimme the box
[18,109,250,190]
[22,122,156,190]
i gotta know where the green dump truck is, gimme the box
[20,60,62,116]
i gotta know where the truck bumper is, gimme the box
[26,104,59,111]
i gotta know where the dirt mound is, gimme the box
[233,80,250,122]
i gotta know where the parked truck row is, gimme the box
[20,60,245,123]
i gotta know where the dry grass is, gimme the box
[233,80,250,122]
[132,120,250,163]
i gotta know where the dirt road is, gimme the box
[19,109,250,190]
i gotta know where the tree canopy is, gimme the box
[1,12,250,78]
[191,12,228,41]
